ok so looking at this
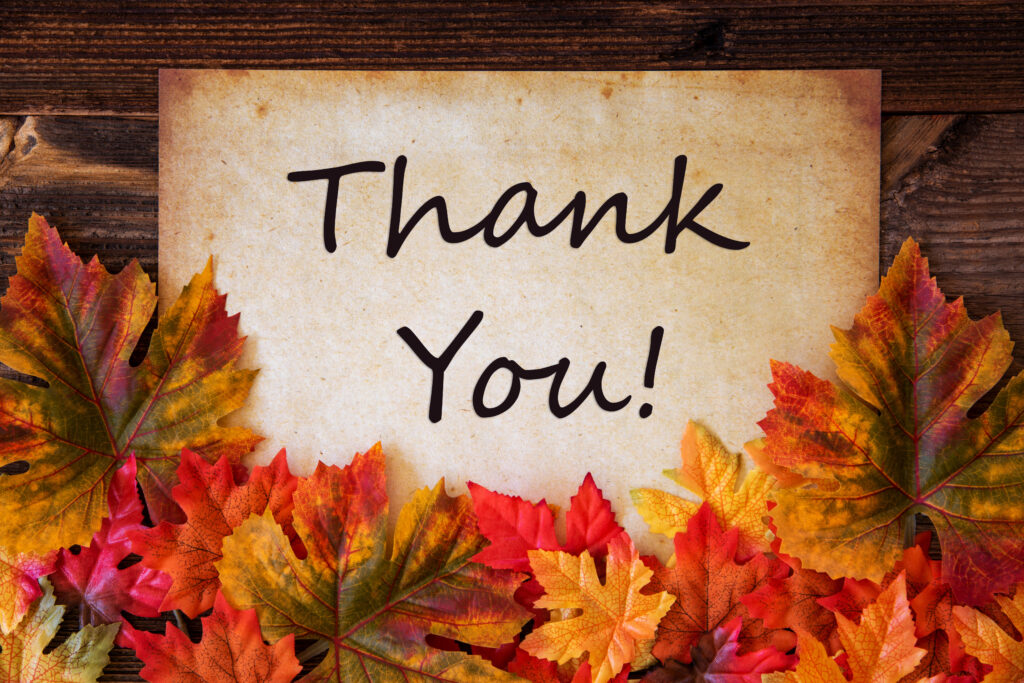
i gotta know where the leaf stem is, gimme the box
[173,609,189,633]
[298,639,330,663]
[79,602,91,630]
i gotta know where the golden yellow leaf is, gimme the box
[522,534,674,683]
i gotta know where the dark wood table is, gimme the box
[1,2,1023,679]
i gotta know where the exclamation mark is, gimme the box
[639,326,664,419]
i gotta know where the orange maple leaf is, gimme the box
[522,534,674,683]
[952,585,1024,683]
[764,573,926,683]
[631,421,775,558]
[761,238,1024,604]
[216,444,530,682]
[130,449,297,618]
[129,591,301,683]
[648,503,791,665]
[0,215,259,555]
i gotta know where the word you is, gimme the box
[397,311,665,422]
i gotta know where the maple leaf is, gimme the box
[0,546,55,634]
[129,448,296,618]
[469,472,626,573]
[742,551,845,655]
[0,577,118,682]
[129,591,301,683]
[764,574,926,683]
[640,618,795,682]
[648,503,789,665]
[51,455,170,647]
[216,444,530,682]
[952,585,1024,683]
[521,534,674,683]
[761,237,1024,605]
[631,421,775,557]
[0,215,259,555]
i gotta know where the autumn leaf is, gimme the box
[129,448,296,618]
[522,534,674,683]
[761,237,1024,604]
[631,421,774,557]
[51,455,170,647]
[648,503,789,665]
[0,546,55,635]
[129,591,301,683]
[0,577,118,682]
[0,215,259,556]
[469,472,625,573]
[952,585,1024,683]
[640,617,795,682]
[216,444,530,681]
[742,550,845,655]
[764,574,926,683]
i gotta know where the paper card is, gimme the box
[159,70,879,551]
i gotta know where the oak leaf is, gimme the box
[52,455,171,647]
[631,421,774,557]
[522,534,674,683]
[0,577,118,682]
[764,574,926,683]
[216,444,530,681]
[761,238,1024,604]
[0,215,259,555]
[129,448,296,618]
[129,591,301,683]
[0,546,55,634]
[952,586,1024,683]
[648,503,789,665]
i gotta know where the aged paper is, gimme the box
[159,70,879,553]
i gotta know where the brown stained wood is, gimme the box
[2,1,1024,115]
[881,115,962,195]
[3,110,1024,678]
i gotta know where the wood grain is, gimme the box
[2,1,1024,115]
[1,111,1023,679]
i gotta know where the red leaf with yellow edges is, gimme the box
[764,574,926,683]
[761,237,1024,605]
[129,591,301,683]
[649,504,790,665]
[0,215,259,556]
[216,444,530,682]
[52,456,170,647]
[129,448,296,618]
[522,534,674,683]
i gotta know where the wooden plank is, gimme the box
[2,2,1024,115]
[4,111,1024,678]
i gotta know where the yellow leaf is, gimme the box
[952,587,1024,683]
[0,578,118,682]
[522,534,674,683]
[631,421,774,556]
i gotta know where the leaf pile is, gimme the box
[2,218,1024,681]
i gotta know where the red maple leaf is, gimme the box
[51,456,171,647]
